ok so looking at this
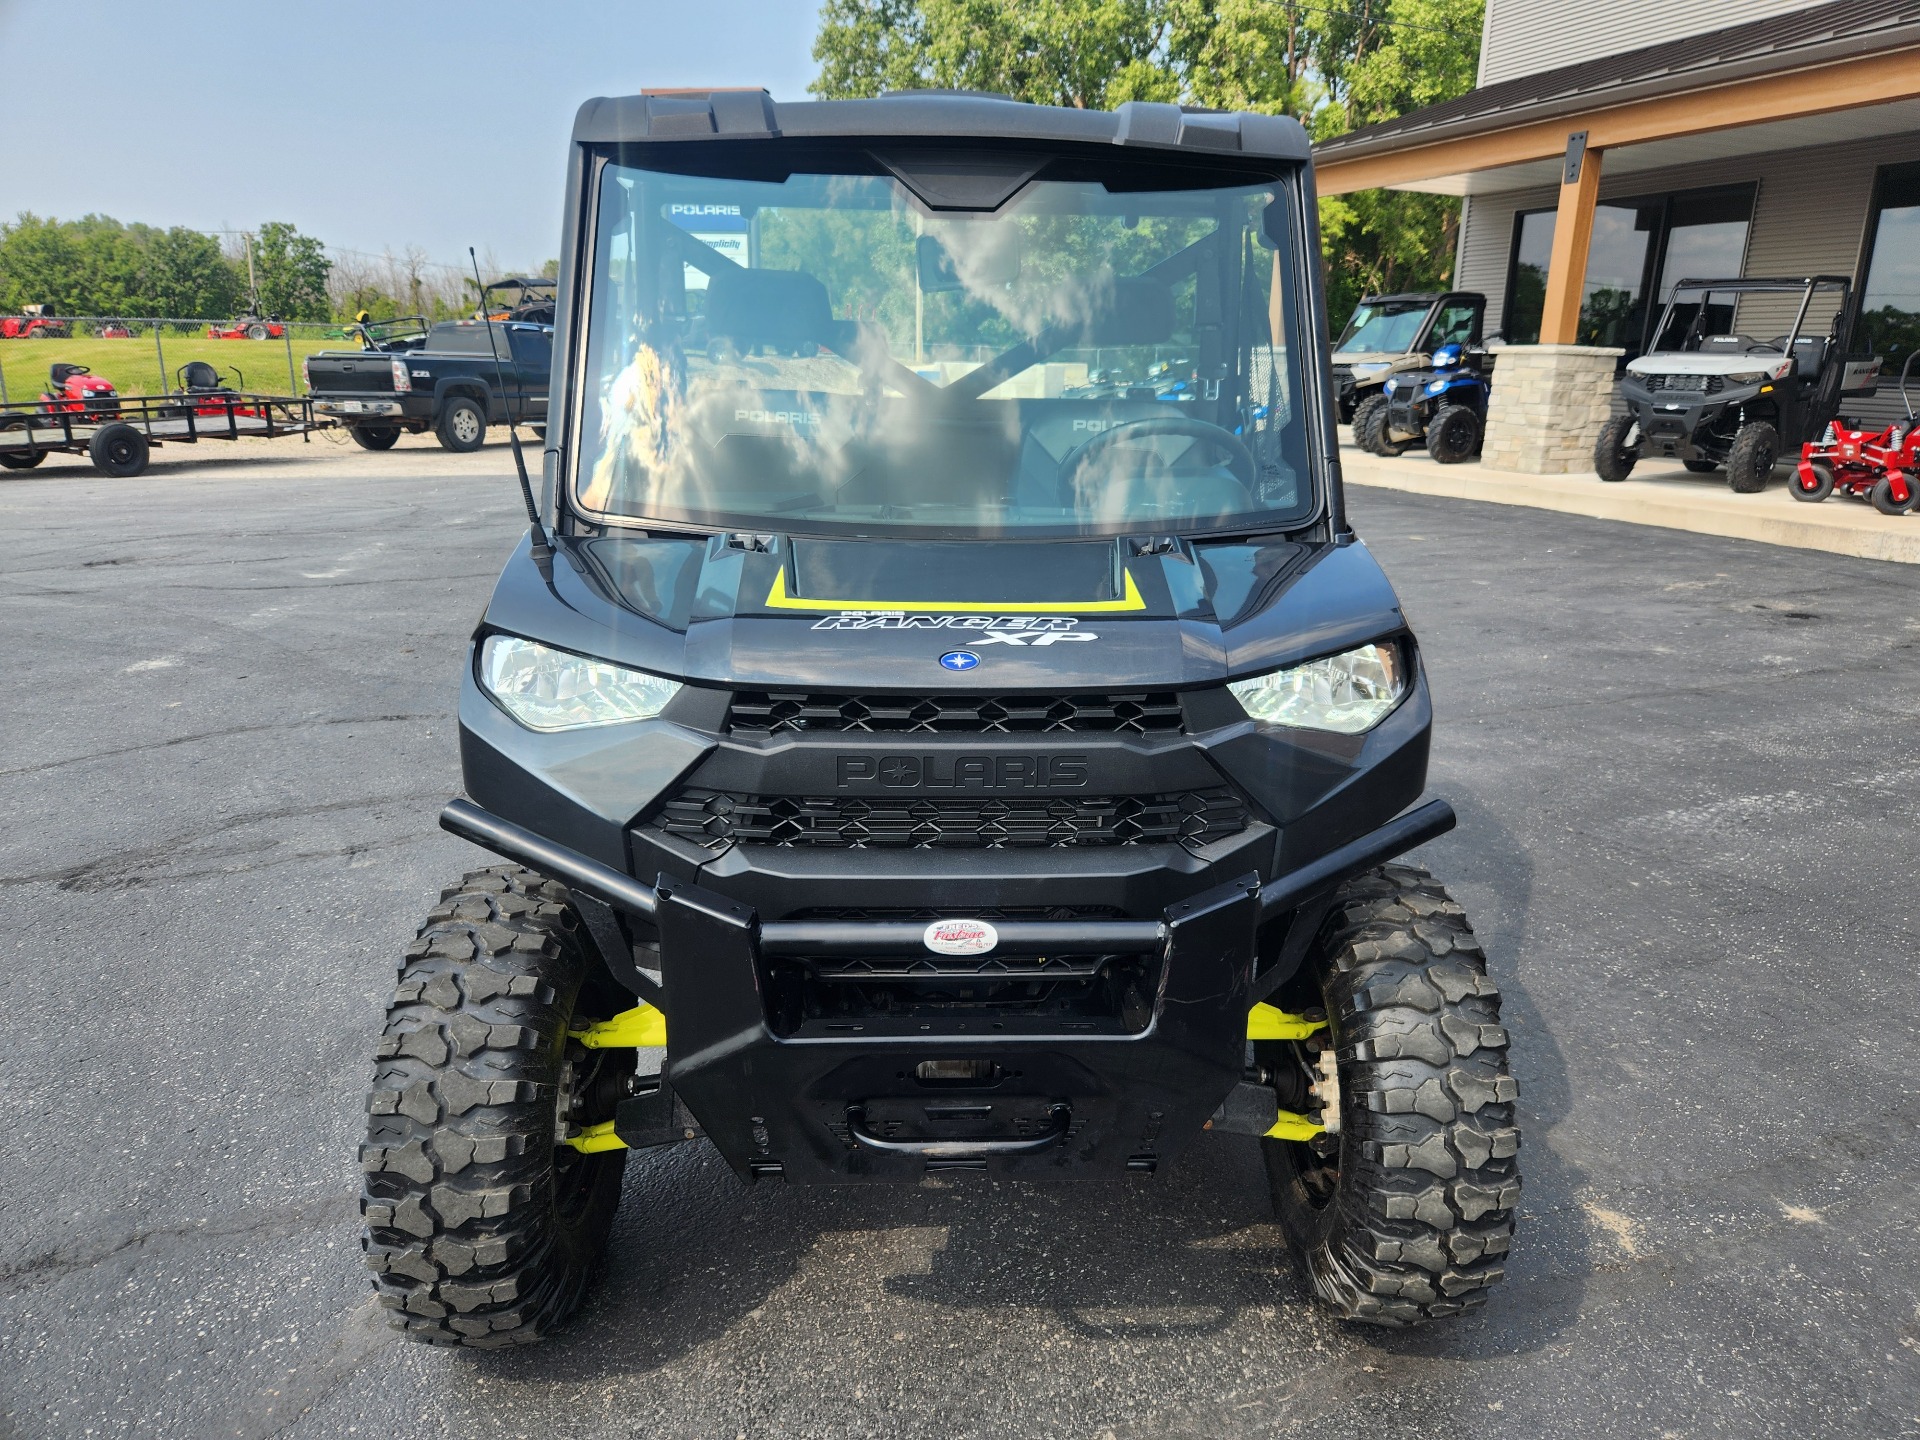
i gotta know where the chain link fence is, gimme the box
[0,316,358,407]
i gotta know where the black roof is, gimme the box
[571,89,1312,162]
[1317,0,1920,160]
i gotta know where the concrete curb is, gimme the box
[1339,443,1920,566]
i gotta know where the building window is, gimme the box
[1857,161,1920,378]
[1504,185,1754,354]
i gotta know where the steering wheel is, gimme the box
[1055,416,1256,491]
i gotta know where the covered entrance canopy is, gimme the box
[1314,1,1920,348]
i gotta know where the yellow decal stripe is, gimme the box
[764,566,1147,614]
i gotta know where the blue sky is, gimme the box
[0,0,821,272]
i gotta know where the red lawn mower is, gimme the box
[2,306,70,340]
[206,314,286,340]
[40,363,119,417]
[1794,352,1920,515]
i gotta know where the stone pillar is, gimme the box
[1480,344,1624,475]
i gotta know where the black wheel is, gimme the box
[0,418,47,469]
[1263,864,1519,1326]
[361,866,631,1348]
[246,323,270,341]
[1426,404,1483,465]
[437,395,487,453]
[349,424,402,451]
[1725,421,1780,494]
[1871,472,1919,515]
[1350,394,1388,456]
[1593,415,1638,482]
[1792,460,1835,503]
[87,422,149,478]
[1683,459,1719,474]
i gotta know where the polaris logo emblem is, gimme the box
[734,408,821,427]
[924,919,997,956]
[939,650,980,671]
[835,754,1089,789]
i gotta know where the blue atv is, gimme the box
[1358,341,1490,465]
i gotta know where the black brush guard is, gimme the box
[439,795,1454,1182]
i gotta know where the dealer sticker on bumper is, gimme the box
[924,919,998,956]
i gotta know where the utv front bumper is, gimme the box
[439,795,1454,1183]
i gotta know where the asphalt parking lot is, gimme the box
[3,449,1918,1440]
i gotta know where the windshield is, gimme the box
[1335,299,1430,354]
[571,154,1314,539]
[1647,281,1840,355]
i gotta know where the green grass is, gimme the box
[0,334,343,405]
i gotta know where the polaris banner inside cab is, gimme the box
[359,88,1521,1347]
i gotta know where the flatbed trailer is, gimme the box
[0,392,327,477]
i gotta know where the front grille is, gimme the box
[728,691,1185,736]
[651,787,1248,853]
[1644,373,1724,395]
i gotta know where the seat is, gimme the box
[180,361,222,391]
[49,363,86,386]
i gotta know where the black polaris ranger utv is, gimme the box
[359,88,1520,1347]
[1594,276,1882,491]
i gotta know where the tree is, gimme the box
[810,0,1487,328]
[812,0,1172,109]
[249,221,332,320]
[143,226,243,318]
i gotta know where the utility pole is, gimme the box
[243,231,260,313]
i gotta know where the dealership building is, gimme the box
[1313,0,1920,472]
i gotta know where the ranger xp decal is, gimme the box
[811,614,1098,645]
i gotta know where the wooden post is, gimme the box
[1539,133,1602,346]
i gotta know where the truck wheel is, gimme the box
[1725,422,1780,494]
[360,866,631,1348]
[87,423,149,478]
[1793,460,1835,503]
[1350,394,1388,455]
[438,396,487,453]
[1426,404,1483,465]
[349,425,402,451]
[1871,472,1918,515]
[1262,863,1520,1326]
[1593,415,1637,482]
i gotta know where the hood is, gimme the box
[1332,350,1422,368]
[480,531,1407,692]
[1625,350,1790,378]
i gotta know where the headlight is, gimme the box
[1227,641,1406,734]
[1725,370,1766,385]
[479,634,680,731]
[1426,379,1448,394]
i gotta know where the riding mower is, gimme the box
[1357,342,1489,464]
[40,363,119,417]
[359,88,1520,1348]
[1595,276,1882,492]
[164,361,257,419]
[1792,351,1920,514]
[207,314,286,341]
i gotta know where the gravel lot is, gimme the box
[2,448,1917,1439]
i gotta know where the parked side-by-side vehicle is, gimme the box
[357,89,1520,1348]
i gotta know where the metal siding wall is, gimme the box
[1479,0,1828,86]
